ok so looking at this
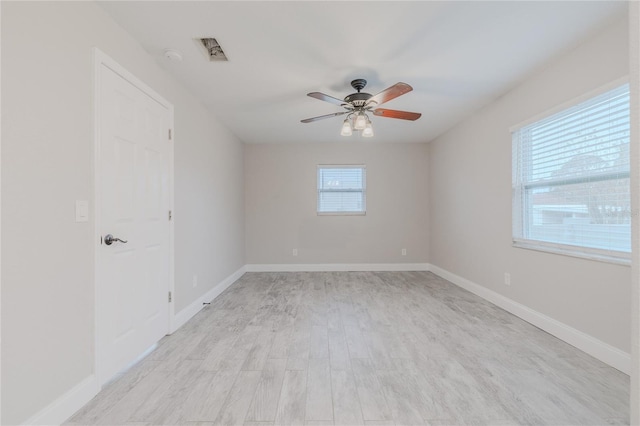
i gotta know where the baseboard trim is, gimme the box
[23,374,99,425]
[170,265,247,333]
[245,263,431,272]
[429,264,631,375]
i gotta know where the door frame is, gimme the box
[93,48,175,387]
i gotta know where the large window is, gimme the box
[512,83,630,262]
[317,165,366,215]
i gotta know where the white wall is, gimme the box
[1,2,244,424]
[428,17,631,353]
[245,142,429,265]
[173,94,245,313]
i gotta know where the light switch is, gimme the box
[75,200,89,222]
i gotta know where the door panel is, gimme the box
[98,63,171,384]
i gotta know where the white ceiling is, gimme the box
[98,1,626,144]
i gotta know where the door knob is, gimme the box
[104,234,128,246]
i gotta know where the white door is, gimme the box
[97,58,172,385]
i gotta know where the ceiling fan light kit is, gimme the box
[362,119,374,138]
[340,119,353,136]
[301,78,421,138]
[354,113,367,130]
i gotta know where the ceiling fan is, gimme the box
[301,78,421,137]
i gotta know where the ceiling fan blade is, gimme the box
[372,108,422,121]
[301,111,348,123]
[366,82,413,106]
[307,92,347,106]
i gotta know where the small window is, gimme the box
[317,165,366,215]
[512,83,630,263]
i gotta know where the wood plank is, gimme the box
[246,359,287,422]
[331,369,364,426]
[213,370,262,425]
[309,326,329,359]
[243,329,277,371]
[328,329,350,371]
[351,359,391,422]
[305,358,333,422]
[274,370,307,426]
[183,363,243,422]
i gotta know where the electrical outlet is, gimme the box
[192,275,198,288]
[292,248,298,256]
[504,272,511,286]
[401,248,407,256]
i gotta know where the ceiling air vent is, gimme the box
[199,38,228,61]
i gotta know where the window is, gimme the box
[512,83,630,263]
[317,165,366,215]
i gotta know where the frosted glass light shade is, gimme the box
[340,119,353,136]
[362,121,374,137]
[354,113,367,130]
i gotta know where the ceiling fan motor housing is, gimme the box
[351,78,367,91]
[344,92,372,107]
[344,78,372,107]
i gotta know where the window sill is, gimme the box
[317,211,366,216]
[512,239,631,266]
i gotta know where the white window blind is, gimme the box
[317,166,366,215]
[512,83,630,262]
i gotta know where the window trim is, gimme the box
[316,164,366,216]
[513,239,630,266]
[511,78,631,265]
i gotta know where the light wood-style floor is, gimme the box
[67,271,629,425]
